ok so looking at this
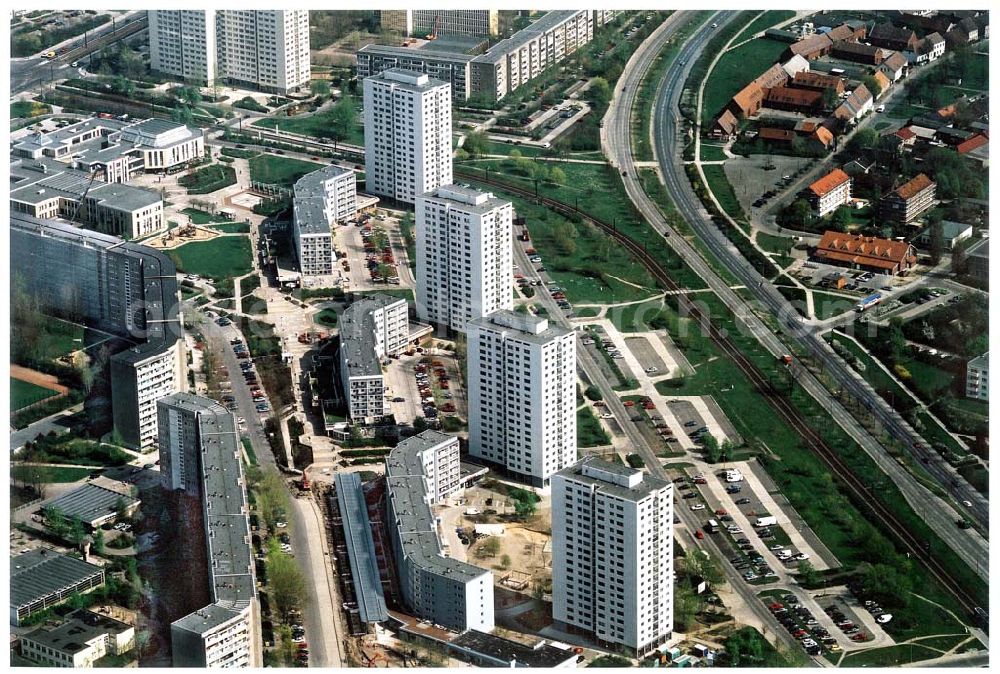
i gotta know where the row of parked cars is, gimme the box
[232,339,270,414]
[767,595,843,656]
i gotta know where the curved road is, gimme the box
[602,11,987,587]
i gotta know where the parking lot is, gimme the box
[336,213,413,292]
[722,154,815,215]
[624,336,669,375]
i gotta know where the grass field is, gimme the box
[179,164,236,194]
[811,291,855,320]
[168,237,254,282]
[32,315,85,361]
[842,644,942,667]
[11,464,92,483]
[756,232,794,255]
[700,144,728,162]
[702,164,744,219]
[578,406,611,447]
[208,223,252,234]
[182,208,215,224]
[249,155,325,188]
[607,298,668,333]
[11,378,58,411]
[253,113,365,146]
[702,38,789,124]
[731,10,796,43]
[314,308,338,327]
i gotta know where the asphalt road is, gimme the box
[10,11,146,96]
[602,11,988,584]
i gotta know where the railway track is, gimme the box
[456,168,984,618]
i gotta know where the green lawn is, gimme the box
[249,155,325,188]
[702,38,789,123]
[607,298,670,333]
[253,113,365,146]
[314,308,338,327]
[28,315,85,361]
[702,165,744,219]
[962,52,989,90]
[578,406,611,447]
[221,147,260,160]
[756,232,794,256]
[181,208,216,224]
[10,464,91,483]
[168,237,254,282]
[179,164,236,195]
[842,644,941,667]
[208,222,251,234]
[700,144,728,162]
[731,10,796,42]
[480,140,547,157]
[576,307,601,318]
[11,378,58,411]
[11,100,50,119]
[811,291,855,320]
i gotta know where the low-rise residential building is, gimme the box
[764,86,824,113]
[339,294,410,424]
[827,21,866,43]
[831,41,886,65]
[384,430,494,632]
[916,220,973,250]
[807,168,852,217]
[791,70,846,95]
[966,353,989,401]
[786,32,833,60]
[709,109,740,140]
[813,231,917,275]
[879,50,909,81]
[19,610,134,668]
[905,32,946,64]
[726,63,789,118]
[880,173,937,224]
[291,165,356,276]
[834,84,874,123]
[868,23,920,52]
[10,550,105,626]
[159,394,258,668]
[380,10,499,37]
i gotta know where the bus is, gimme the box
[705,519,720,534]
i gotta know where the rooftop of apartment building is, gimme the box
[340,294,408,379]
[22,609,132,655]
[385,432,490,583]
[557,455,671,502]
[468,309,572,345]
[476,10,587,64]
[293,165,354,235]
[422,184,510,216]
[371,68,450,93]
[171,601,248,636]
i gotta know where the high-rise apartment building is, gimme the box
[292,165,357,277]
[363,69,452,204]
[149,10,310,93]
[468,311,576,487]
[416,185,513,333]
[552,457,673,657]
[158,394,259,668]
[379,10,499,37]
[149,10,218,85]
[11,214,185,449]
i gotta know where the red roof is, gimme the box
[812,126,835,147]
[894,173,934,200]
[895,127,916,140]
[759,128,796,142]
[956,134,988,154]
[815,231,916,270]
[808,169,851,197]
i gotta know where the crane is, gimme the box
[68,167,101,226]
[426,15,441,40]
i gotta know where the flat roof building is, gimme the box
[19,609,135,668]
[42,483,140,531]
[10,549,105,626]
[966,352,989,402]
[11,213,186,450]
[553,457,673,657]
[468,311,576,487]
[292,165,356,277]
[416,184,513,333]
[339,294,410,424]
[335,472,389,624]
[158,393,258,668]
[385,430,494,632]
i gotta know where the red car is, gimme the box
[768,603,783,611]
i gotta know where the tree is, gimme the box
[268,544,309,618]
[44,506,69,538]
[69,518,86,546]
[673,583,701,632]
[310,79,330,98]
[682,549,725,586]
[797,559,819,585]
[951,238,969,276]
[831,205,852,232]
[171,105,194,125]
[499,554,511,569]
[114,497,130,523]
[462,131,489,158]
[860,563,913,607]
[93,529,106,555]
[111,75,135,98]
[821,87,839,111]
[320,93,358,150]
[548,166,567,186]
[778,199,813,229]
[586,77,611,107]
[584,385,603,401]
[476,537,501,558]
[862,75,883,99]
[928,220,944,265]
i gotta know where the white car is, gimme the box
[645,366,658,373]
[876,614,893,624]
[275,521,288,529]
[962,500,972,507]
[690,504,706,511]
[601,413,614,419]
[795,552,810,561]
